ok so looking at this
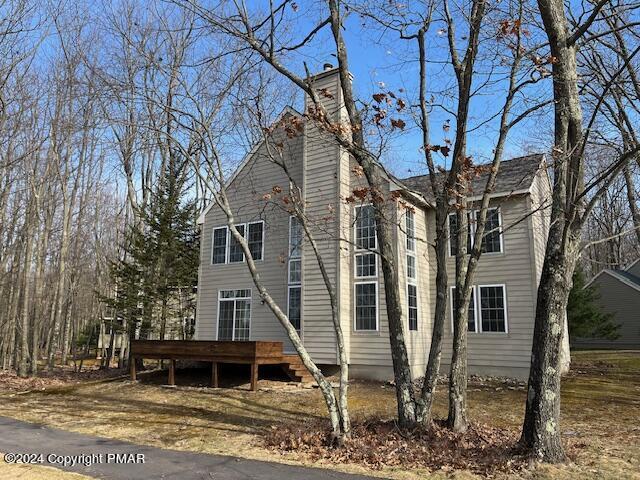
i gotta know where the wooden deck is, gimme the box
[129,340,312,391]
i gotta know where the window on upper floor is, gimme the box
[448,207,503,256]
[406,209,415,252]
[355,252,377,278]
[228,224,246,263]
[247,221,264,261]
[212,227,228,264]
[211,221,264,265]
[355,205,376,250]
[477,208,502,254]
[289,216,303,258]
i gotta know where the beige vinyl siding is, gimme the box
[300,69,344,363]
[398,203,432,377]
[434,195,537,374]
[347,162,393,367]
[196,120,303,351]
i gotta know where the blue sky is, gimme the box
[246,0,554,178]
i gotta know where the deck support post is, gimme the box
[250,362,258,392]
[130,357,137,381]
[168,359,176,386]
[211,362,218,388]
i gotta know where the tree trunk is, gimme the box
[418,200,449,424]
[17,224,34,377]
[520,231,576,461]
[448,205,470,432]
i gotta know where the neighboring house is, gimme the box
[575,260,640,349]
[195,66,563,381]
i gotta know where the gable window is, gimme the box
[247,221,264,260]
[355,282,377,331]
[451,286,477,332]
[479,285,507,332]
[449,207,503,256]
[217,289,251,340]
[212,227,228,264]
[355,205,376,250]
[408,283,418,331]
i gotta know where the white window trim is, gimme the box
[212,221,265,265]
[354,252,378,279]
[447,207,503,257]
[211,226,228,265]
[287,216,303,338]
[287,285,303,334]
[247,220,265,262]
[477,283,509,334]
[406,253,417,282]
[354,281,379,332]
[288,216,303,258]
[450,285,478,333]
[227,223,246,263]
[407,282,419,331]
[405,210,416,253]
[354,204,377,252]
[216,289,252,341]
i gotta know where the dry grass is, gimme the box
[0,458,94,480]
[0,353,638,479]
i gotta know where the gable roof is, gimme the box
[399,154,546,202]
[196,106,302,225]
[586,268,640,294]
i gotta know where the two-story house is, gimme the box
[195,65,562,381]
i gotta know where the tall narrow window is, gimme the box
[217,289,251,340]
[228,225,245,263]
[289,216,303,257]
[477,208,502,253]
[406,209,415,252]
[288,217,302,332]
[355,205,376,250]
[408,284,418,331]
[247,221,264,260]
[355,282,377,331]
[479,285,507,332]
[288,286,301,331]
[406,255,416,280]
[451,286,477,332]
[212,227,227,264]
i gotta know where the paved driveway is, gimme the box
[0,416,382,479]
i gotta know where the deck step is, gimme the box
[280,355,314,384]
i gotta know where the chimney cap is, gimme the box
[323,62,334,71]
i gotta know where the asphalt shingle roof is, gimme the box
[400,154,545,201]
[613,270,640,288]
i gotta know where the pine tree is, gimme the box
[567,267,620,341]
[102,152,199,366]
